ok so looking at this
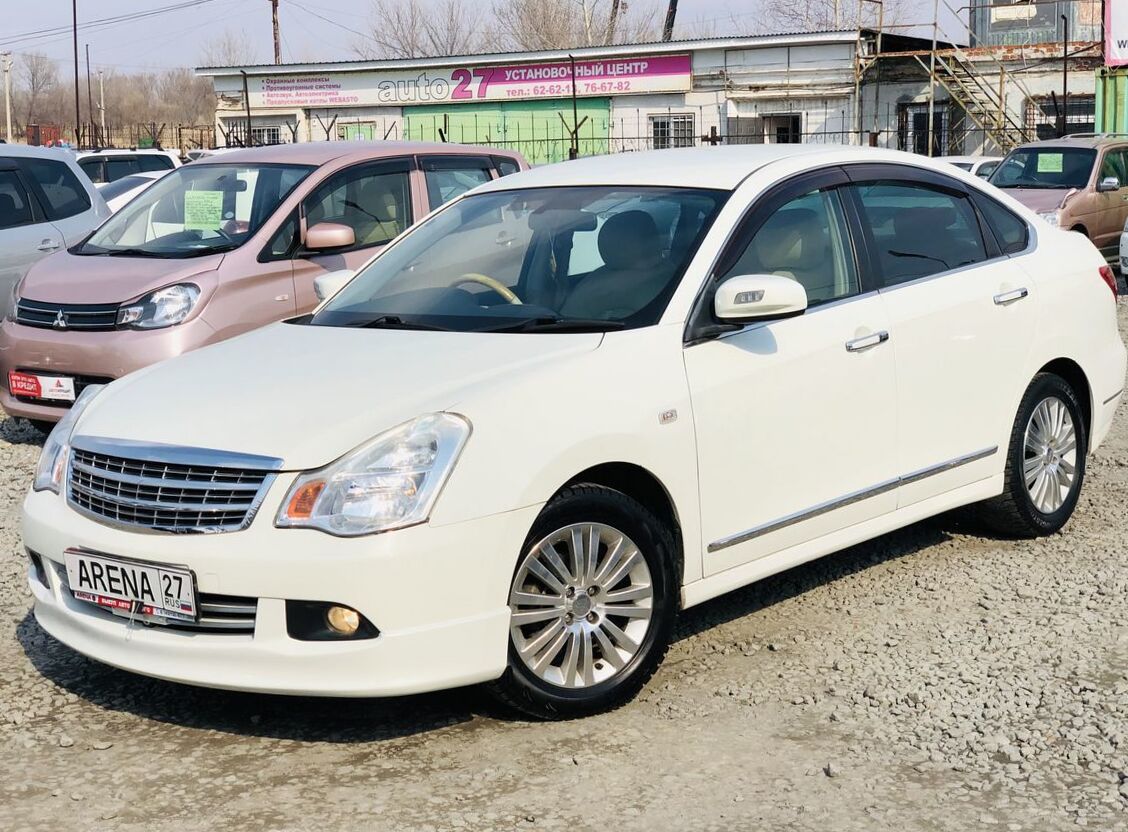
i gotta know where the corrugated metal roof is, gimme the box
[196,30,888,76]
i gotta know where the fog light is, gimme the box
[326,605,360,635]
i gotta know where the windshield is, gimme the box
[307,186,726,332]
[989,148,1096,190]
[78,163,313,257]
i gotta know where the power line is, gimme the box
[0,0,229,50]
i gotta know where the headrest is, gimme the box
[751,208,825,272]
[598,210,659,271]
[0,193,16,216]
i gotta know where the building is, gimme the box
[197,20,1101,163]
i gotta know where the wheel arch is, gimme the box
[556,462,685,586]
[1037,357,1093,442]
[1069,224,1088,237]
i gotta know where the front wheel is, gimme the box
[978,373,1087,537]
[488,485,678,719]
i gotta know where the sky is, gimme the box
[0,0,966,74]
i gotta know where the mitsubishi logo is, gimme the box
[52,310,67,330]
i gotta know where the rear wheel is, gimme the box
[979,373,1087,537]
[488,485,677,719]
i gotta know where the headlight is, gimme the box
[1037,210,1061,228]
[33,384,105,493]
[276,413,471,536]
[117,284,199,329]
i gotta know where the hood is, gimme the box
[74,322,603,469]
[19,250,225,305]
[995,187,1073,214]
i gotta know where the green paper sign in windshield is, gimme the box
[183,191,224,230]
[1037,153,1064,174]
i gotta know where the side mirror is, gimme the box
[305,221,355,250]
[1097,176,1122,193]
[313,269,355,302]
[714,274,808,323]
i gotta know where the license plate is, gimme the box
[63,549,197,623]
[9,371,75,402]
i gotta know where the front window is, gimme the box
[78,163,313,258]
[989,147,1096,190]
[308,186,726,332]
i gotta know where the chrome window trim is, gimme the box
[707,446,998,553]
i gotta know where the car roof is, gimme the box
[193,140,523,168]
[1013,135,1128,151]
[76,148,179,156]
[0,144,82,162]
[943,155,1000,164]
[472,145,982,193]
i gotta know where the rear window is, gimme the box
[99,175,152,203]
[19,157,91,220]
[137,154,175,172]
[0,169,35,229]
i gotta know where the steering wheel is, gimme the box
[451,273,522,305]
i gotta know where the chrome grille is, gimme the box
[16,299,119,331]
[66,438,282,534]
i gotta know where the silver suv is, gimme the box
[0,145,109,316]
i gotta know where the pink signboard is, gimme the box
[1110,0,1128,67]
[250,54,693,109]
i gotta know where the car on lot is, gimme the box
[989,134,1128,264]
[1121,215,1128,275]
[76,149,182,185]
[944,155,1003,179]
[22,145,1125,719]
[0,145,109,320]
[98,170,169,213]
[0,141,527,427]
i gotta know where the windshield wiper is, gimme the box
[485,316,626,333]
[88,247,173,258]
[351,315,452,331]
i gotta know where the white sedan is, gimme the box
[97,170,168,213]
[22,145,1126,719]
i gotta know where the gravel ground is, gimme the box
[3,310,1128,832]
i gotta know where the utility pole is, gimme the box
[98,69,105,144]
[72,0,81,146]
[1,53,12,144]
[85,44,94,146]
[662,0,678,42]
[270,0,281,64]
[1061,13,1069,138]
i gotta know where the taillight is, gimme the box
[1099,265,1118,298]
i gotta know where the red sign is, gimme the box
[8,371,41,398]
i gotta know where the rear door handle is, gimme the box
[993,287,1029,305]
[845,331,890,352]
[37,239,61,252]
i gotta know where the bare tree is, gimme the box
[18,53,59,127]
[200,28,261,67]
[757,0,906,33]
[353,0,488,59]
[492,0,659,51]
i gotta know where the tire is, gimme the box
[488,484,678,720]
[978,373,1087,538]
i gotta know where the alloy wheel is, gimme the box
[508,523,653,689]
[1023,395,1078,514]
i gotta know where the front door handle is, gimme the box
[37,239,61,252]
[845,331,890,352]
[993,287,1029,305]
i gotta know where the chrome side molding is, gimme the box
[707,446,998,554]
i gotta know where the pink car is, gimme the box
[1,142,526,427]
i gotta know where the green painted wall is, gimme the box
[404,98,610,165]
[1096,68,1128,135]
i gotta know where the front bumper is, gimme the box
[0,316,216,422]
[23,486,539,697]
